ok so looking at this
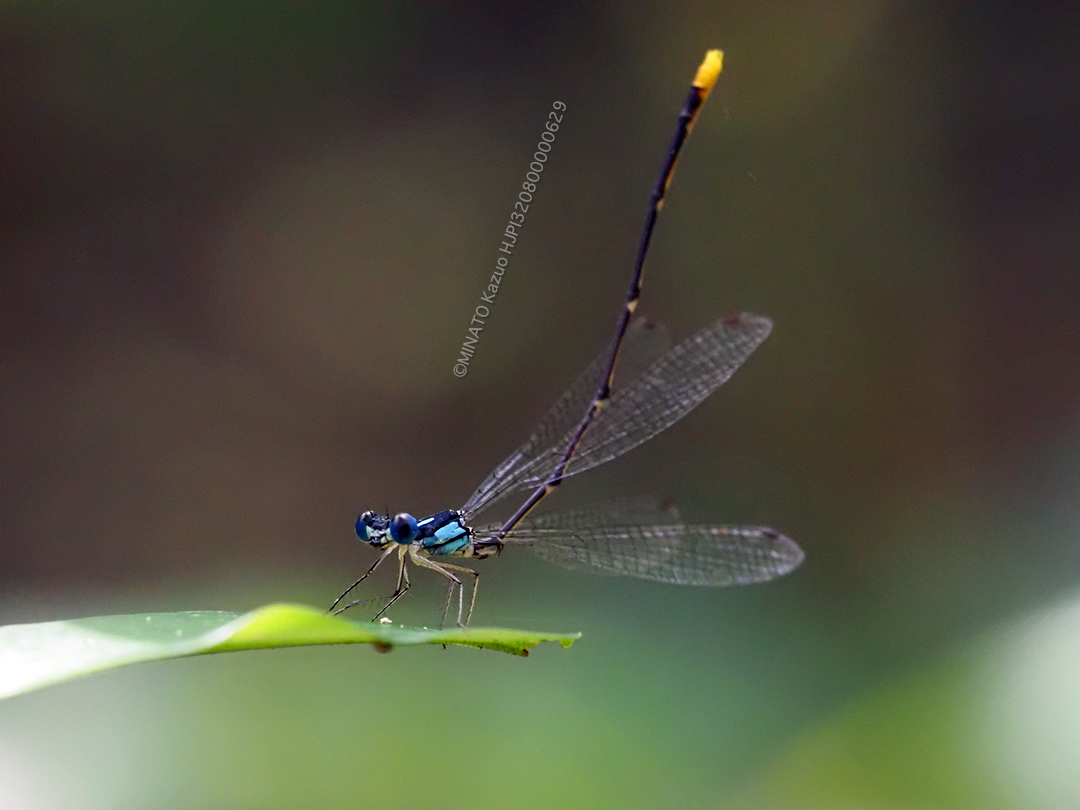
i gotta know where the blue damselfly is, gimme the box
[330,51,803,626]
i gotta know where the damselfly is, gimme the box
[330,51,803,626]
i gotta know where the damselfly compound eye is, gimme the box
[390,513,419,544]
[354,516,371,542]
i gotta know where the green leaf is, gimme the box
[0,603,581,699]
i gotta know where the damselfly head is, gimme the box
[355,510,421,547]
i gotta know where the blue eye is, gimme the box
[355,514,371,542]
[390,513,419,544]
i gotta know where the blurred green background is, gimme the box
[3,3,1080,808]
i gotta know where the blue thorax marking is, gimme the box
[417,510,471,555]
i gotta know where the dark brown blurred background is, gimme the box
[4,0,1078,634]
[2,4,1079,808]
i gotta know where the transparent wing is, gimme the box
[461,313,772,520]
[476,497,802,586]
[461,318,671,518]
[558,313,772,478]
[521,495,683,529]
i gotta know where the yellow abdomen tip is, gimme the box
[693,49,723,94]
